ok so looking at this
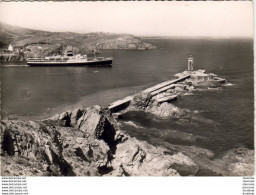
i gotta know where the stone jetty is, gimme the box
[108,69,226,114]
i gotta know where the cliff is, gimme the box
[1,104,254,176]
[1,106,195,176]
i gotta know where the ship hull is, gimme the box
[27,59,112,67]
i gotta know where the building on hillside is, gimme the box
[8,44,14,51]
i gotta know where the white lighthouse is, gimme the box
[187,55,194,71]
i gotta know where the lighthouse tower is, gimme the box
[187,55,194,71]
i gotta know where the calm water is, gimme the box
[1,38,254,156]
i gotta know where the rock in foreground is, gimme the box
[1,105,253,176]
[1,105,200,176]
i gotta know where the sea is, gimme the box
[1,38,254,157]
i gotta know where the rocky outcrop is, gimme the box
[129,92,152,110]
[1,120,112,176]
[127,91,194,120]
[214,148,254,176]
[147,102,193,119]
[110,138,198,176]
[1,104,254,176]
[127,133,254,176]
[2,105,203,176]
[1,120,70,176]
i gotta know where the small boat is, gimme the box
[26,50,112,67]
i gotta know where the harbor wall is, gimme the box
[0,54,25,62]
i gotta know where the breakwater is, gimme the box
[0,53,24,62]
[108,70,225,115]
[108,75,190,113]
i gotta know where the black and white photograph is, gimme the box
[0,1,254,179]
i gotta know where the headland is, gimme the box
[0,22,156,63]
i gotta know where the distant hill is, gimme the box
[0,22,43,48]
[0,22,156,57]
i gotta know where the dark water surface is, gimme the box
[1,38,254,156]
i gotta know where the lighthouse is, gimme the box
[187,55,194,71]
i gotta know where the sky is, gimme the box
[0,1,253,37]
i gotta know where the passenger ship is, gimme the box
[26,50,112,67]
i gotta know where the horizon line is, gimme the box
[1,21,253,39]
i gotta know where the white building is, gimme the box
[8,44,14,51]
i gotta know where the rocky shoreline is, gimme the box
[1,105,189,176]
[1,105,254,176]
[1,70,254,176]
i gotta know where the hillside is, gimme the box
[0,22,43,48]
[0,22,156,57]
